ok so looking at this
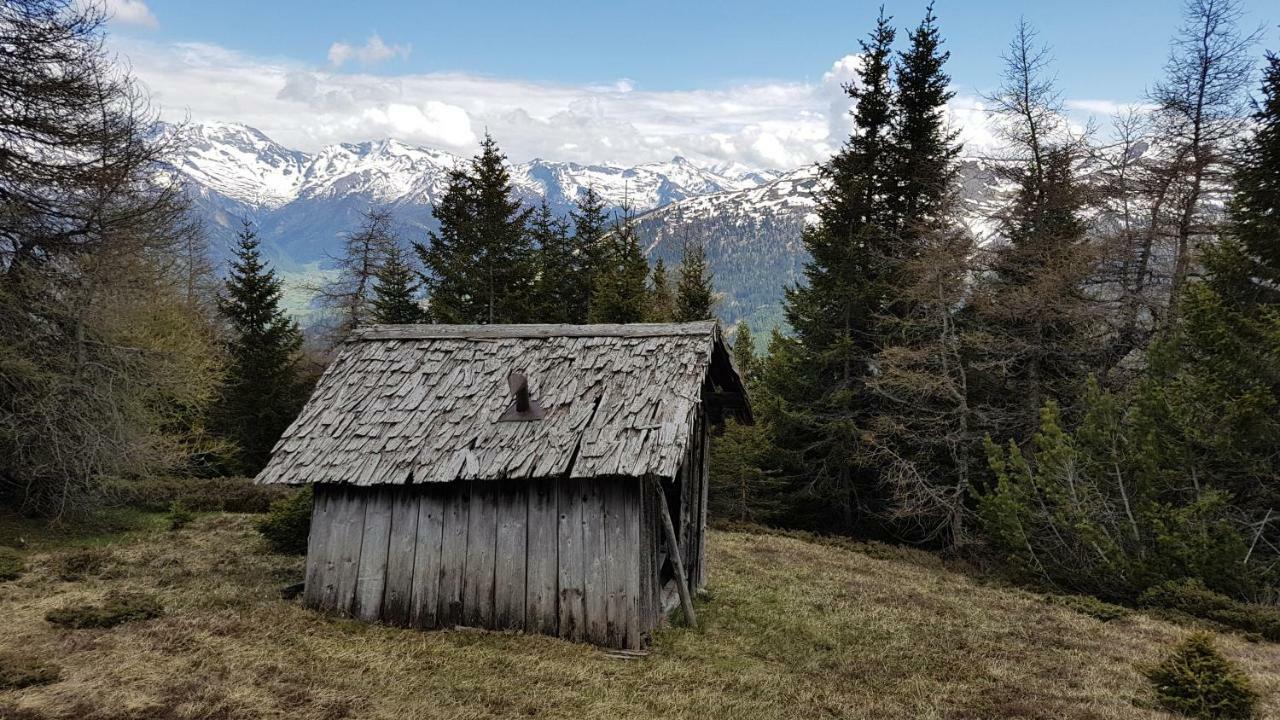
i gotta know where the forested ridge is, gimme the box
[4,0,1280,680]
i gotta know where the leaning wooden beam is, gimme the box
[649,475,698,628]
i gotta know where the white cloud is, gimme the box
[102,0,157,28]
[115,37,1120,170]
[328,34,411,68]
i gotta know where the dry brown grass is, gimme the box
[1,513,1278,719]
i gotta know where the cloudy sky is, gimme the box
[104,0,1278,170]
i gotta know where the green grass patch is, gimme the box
[45,591,164,629]
[1046,594,1130,622]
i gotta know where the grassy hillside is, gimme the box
[1,512,1277,719]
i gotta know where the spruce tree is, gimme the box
[646,257,676,322]
[371,243,423,324]
[587,207,649,323]
[416,134,534,324]
[674,241,716,322]
[1228,51,1280,300]
[763,10,898,530]
[529,200,584,323]
[572,186,611,284]
[731,320,756,385]
[216,221,305,474]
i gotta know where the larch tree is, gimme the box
[674,241,716,322]
[763,10,899,530]
[371,243,424,324]
[216,221,306,474]
[311,208,397,341]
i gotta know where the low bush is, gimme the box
[1141,579,1280,642]
[45,591,163,629]
[0,653,60,690]
[167,500,194,531]
[257,486,312,555]
[52,547,113,581]
[0,547,23,581]
[1046,594,1129,622]
[100,476,291,514]
[1145,633,1258,719]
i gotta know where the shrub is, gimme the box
[0,547,23,582]
[45,591,163,629]
[1046,594,1129,622]
[52,547,112,581]
[1145,634,1258,719]
[100,476,291,513]
[0,653,60,690]
[167,500,194,531]
[1141,579,1280,642]
[257,486,312,555]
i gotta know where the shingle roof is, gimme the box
[256,322,750,486]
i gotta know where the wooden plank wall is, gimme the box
[306,476,657,649]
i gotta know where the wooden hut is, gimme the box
[256,322,751,649]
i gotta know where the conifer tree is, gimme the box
[587,207,649,323]
[416,134,534,324]
[216,221,306,473]
[763,10,898,530]
[529,200,584,323]
[572,186,611,281]
[731,320,756,385]
[646,257,676,322]
[371,243,423,324]
[675,241,716,322]
[1227,51,1280,300]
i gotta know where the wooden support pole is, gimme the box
[649,475,698,628]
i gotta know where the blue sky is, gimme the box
[106,0,1279,168]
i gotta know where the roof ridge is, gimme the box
[352,321,719,342]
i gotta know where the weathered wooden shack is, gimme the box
[256,322,751,649]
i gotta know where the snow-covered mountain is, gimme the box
[163,122,778,265]
[165,122,1018,329]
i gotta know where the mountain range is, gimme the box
[163,122,1010,330]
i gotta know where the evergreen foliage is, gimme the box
[674,241,716,322]
[258,486,314,555]
[1227,51,1280,300]
[311,208,397,340]
[587,207,650,323]
[416,134,535,324]
[216,222,306,474]
[370,243,424,324]
[646,258,676,322]
[1146,634,1258,719]
[529,200,587,323]
[731,320,757,385]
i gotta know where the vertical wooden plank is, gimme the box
[382,490,420,625]
[601,476,637,645]
[582,479,608,645]
[634,478,650,638]
[437,483,470,627]
[463,481,498,628]
[622,478,642,649]
[556,477,585,642]
[332,487,369,616]
[494,482,527,630]
[410,487,446,628]
[354,488,394,621]
[303,486,334,610]
[698,414,711,590]
[526,477,559,636]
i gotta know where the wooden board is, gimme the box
[494,482,528,630]
[526,478,559,635]
[581,478,608,645]
[353,488,394,621]
[437,484,470,627]
[463,481,498,627]
[382,491,420,625]
[697,413,710,589]
[556,477,585,642]
[303,486,334,610]
[410,488,445,628]
[331,487,369,616]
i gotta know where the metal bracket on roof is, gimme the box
[498,372,545,422]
